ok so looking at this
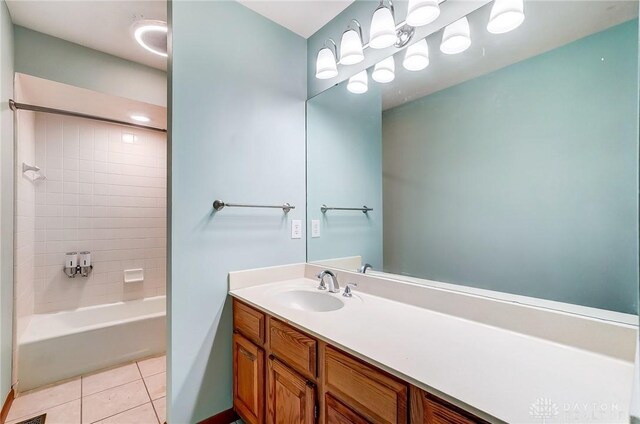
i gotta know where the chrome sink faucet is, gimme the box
[358,263,372,274]
[316,270,340,293]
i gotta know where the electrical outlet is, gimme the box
[291,220,302,239]
[311,220,320,238]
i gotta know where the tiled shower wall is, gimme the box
[21,113,167,314]
[15,111,36,321]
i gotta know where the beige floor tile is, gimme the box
[137,356,165,378]
[7,378,81,422]
[6,399,81,424]
[82,380,150,423]
[152,397,165,424]
[143,372,165,401]
[94,403,159,424]
[83,364,142,396]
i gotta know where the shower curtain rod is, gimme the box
[8,99,167,133]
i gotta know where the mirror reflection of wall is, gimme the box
[307,84,383,270]
[306,1,639,315]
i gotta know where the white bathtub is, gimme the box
[18,296,166,392]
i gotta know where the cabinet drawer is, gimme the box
[268,319,317,379]
[234,299,265,345]
[324,345,408,424]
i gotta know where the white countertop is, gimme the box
[229,267,637,424]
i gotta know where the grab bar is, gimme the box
[213,200,295,213]
[321,205,372,214]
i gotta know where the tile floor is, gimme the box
[6,355,166,424]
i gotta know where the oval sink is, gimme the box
[277,290,344,312]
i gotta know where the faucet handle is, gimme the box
[343,282,358,297]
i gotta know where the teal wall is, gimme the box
[14,26,167,106]
[0,0,14,403]
[307,80,383,268]
[382,20,639,314]
[170,1,306,422]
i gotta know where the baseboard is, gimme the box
[0,389,15,424]
[197,408,239,424]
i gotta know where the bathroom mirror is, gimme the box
[306,0,639,315]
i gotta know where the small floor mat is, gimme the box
[15,413,46,424]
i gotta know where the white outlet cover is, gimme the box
[291,220,302,239]
[311,220,321,238]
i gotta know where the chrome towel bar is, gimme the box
[213,200,294,213]
[321,205,372,214]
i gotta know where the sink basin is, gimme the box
[277,290,344,312]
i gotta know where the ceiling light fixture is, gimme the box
[406,0,441,27]
[440,17,471,55]
[316,39,339,79]
[403,39,429,71]
[130,114,151,123]
[369,0,397,49]
[133,20,168,58]
[340,20,365,65]
[487,0,525,34]
[372,56,395,83]
[347,70,369,94]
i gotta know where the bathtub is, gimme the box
[18,296,166,392]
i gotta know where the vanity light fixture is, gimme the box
[403,38,429,71]
[130,114,151,123]
[316,39,339,79]
[440,16,471,55]
[372,56,395,83]
[340,20,365,65]
[487,0,525,34]
[133,20,168,57]
[406,0,441,27]
[347,70,369,94]
[369,0,397,49]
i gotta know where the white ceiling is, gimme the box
[5,0,352,73]
[238,0,353,38]
[6,0,168,71]
[383,1,639,110]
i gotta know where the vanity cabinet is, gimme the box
[232,299,487,424]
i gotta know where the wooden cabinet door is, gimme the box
[233,333,265,424]
[410,387,486,424]
[267,356,316,424]
[325,394,370,424]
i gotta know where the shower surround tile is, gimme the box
[26,113,167,314]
